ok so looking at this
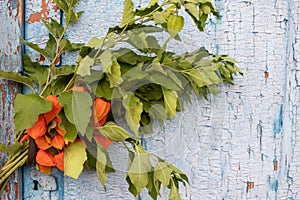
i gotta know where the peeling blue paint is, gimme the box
[4,85,13,103]
[273,104,283,137]
[287,175,293,184]
[257,120,262,151]
[272,180,278,192]
[273,157,277,164]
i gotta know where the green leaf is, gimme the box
[135,3,160,16]
[146,171,160,200]
[107,61,122,87]
[167,15,184,38]
[65,10,82,25]
[96,78,113,100]
[96,145,108,190]
[153,12,167,24]
[169,0,181,5]
[154,161,173,188]
[0,143,23,155]
[115,48,151,66]
[57,111,77,143]
[45,34,57,59]
[60,38,83,52]
[123,94,143,135]
[184,3,199,20]
[99,50,113,70]
[86,150,97,170]
[126,175,138,197]
[200,3,211,14]
[42,18,64,38]
[149,0,158,6]
[126,31,148,53]
[20,38,47,58]
[183,68,206,87]
[23,55,48,87]
[51,65,75,77]
[50,74,73,96]
[121,0,135,27]
[86,37,103,48]
[73,91,92,134]
[64,141,87,179]
[77,56,94,76]
[146,36,161,53]
[221,56,239,64]
[99,51,122,86]
[59,38,72,52]
[162,4,176,19]
[162,87,178,117]
[14,94,52,132]
[96,145,115,190]
[85,124,94,141]
[65,0,80,7]
[54,0,68,12]
[0,70,34,91]
[98,122,132,142]
[127,151,152,193]
[59,91,74,123]
[169,179,181,200]
[168,163,189,184]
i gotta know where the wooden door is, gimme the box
[1,0,300,199]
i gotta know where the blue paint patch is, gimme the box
[272,179,278,192]
[273,157,277,166]
[4,85,14,103]
[287,175,293,184]
[215,44,220,55]
[141,135,147,150]
[273,105,283,137]
[267,176,279,192]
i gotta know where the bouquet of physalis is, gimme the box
[0,0,242,199]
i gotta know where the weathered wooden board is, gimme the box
[0,0,23,199]
[63,0,300,199]
[1,0,299,199]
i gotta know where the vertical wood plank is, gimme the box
[22,1,64,199]
[0,0,23,199]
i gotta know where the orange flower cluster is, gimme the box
[20,94,112,175]
[21,95,66,174]
[92,98,112,150]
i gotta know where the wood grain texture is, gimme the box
[0,0,23,199]
[19,0,300,199]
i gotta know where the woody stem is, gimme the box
[0,148,28,184]
[0,151,27,195]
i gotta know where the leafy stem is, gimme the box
[120,0,168,35]
[62,64,79,92]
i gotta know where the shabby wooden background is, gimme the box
[1,0,300,199]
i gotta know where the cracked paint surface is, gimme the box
[62,0,300,199]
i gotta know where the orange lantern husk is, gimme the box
[44,95,62,124]
[51,134,65,150]
[54,152,64,172]
[36,150,55,167]
[38,165,52,175]
[35,135,51,150]
[26,115,47,139]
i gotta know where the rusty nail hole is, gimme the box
[264,71,269,79]
[246,181,254,193]
[33,180,39,190]
[274,160,278,171]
